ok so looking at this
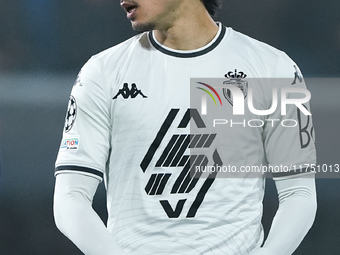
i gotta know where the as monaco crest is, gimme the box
[223,69,248,106]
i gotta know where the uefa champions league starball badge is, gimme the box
[64,95,77,133]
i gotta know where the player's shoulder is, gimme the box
[227,27,285,58]
[87,32,149,68]
[226,27,297,77]
[74,33,148,93]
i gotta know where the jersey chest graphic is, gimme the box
[140,108,222,218]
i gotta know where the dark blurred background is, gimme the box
[0,0,339,254]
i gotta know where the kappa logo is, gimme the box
[140,108,222,218]
[112,83,147,99]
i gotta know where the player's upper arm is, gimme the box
[53,173,100,229]
[260,174,317,255]
[55,57,112,181]
[263,53,316,178]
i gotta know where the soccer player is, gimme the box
[53,0,317,254]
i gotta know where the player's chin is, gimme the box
[131,20,155,32]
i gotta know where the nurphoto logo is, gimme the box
[191,77,312,129]
[196,81,311,116]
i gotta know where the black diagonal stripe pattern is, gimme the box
[156,134,217,168]
[171,155,197,194]
[178,155,190,167]
[185,155,208,193]
[145,173,172,195]
[163,135,186,167]
[203,134,217,148]
[178,155,206,193]
[189,134,202,148]
[170,134,193,167]
[156,173,171,195]
[149,174,164,195]
[140,109,179,172]
[155,135,179,167]
[186,149,222,218]
[158,134,191,167]
[148,132,218,196]
[145,174,157,194]
[196,134,210,148]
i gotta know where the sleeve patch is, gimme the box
[64,96,77,133]
[60,137,79,151]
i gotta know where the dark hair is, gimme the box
[201,0,223,17]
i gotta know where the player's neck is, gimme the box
[153,7,218,51]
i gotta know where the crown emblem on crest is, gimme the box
[225,69,247,80]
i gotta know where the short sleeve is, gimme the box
[263,53,316,179]
[55,57,112,181]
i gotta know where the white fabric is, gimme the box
[54,173,317,255]
[53,173,127,255]
[249,247,272,255]
[249,174,317,255]
[54,23,316,254]
[262,175,317,255]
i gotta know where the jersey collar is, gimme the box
[148,22,226,58]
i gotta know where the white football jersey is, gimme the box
[55,23,316,255]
